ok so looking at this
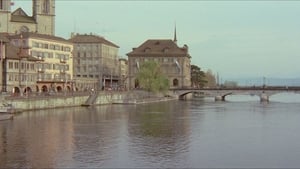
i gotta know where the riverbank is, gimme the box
[1,90,178,112]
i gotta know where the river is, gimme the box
[1,93,300,168]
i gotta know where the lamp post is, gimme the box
[263,76,266,88]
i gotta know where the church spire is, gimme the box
[174,23,177,44]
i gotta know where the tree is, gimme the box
[137,61,169,93]
[191,65,207,88]
[204,69,217,88]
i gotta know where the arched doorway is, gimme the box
[56,86,63,92]
[134,79,139,88]
[42,85,48,93]
[173,79,179,87]
[24,87,32,95]
[13,87,20,95]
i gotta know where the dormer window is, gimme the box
[163,48,169,53]
[144,47,151,52]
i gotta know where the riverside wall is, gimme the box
[2,90,178,112]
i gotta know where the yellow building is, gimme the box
[8,32,73,93]
[0,0,55,35]
[127,37,191,89]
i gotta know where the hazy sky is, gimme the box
[12,0,300,79]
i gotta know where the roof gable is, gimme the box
[127,39,188,56]
[69,34,119,48]
[12,8,28,16]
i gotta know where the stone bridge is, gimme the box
[172,86,300,102]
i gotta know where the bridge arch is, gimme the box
[174,88,289,102]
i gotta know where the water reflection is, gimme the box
[1,96,300,168]
[127,101,191,167]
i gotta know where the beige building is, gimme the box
[69,33,120,91]
[0,0,55,35]
[127,38,191,89]
[8,32,73,93]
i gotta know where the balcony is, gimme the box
[60,70,66,74]
[60,59,67,64]
[37,56,44,61]
[37,68,45,73]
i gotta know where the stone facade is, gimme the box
[0,0,55,35]
[127,39,191,89]
[69,33,120,90]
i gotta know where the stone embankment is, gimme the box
[1,90,178,112]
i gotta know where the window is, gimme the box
[42,0,50,14]
[14,62,19,69]
[0,0,3,10]
[8,62,13,69]
[33,42,39,48]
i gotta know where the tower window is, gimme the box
[42,0,50,14]
[0,0,3,10]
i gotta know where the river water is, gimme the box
[1,94,300,168]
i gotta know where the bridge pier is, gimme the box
[215,95,225,101]
[260,92,269,102]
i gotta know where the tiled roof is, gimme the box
[127,39,188,56]
[9,32,71,44]
[69,34,119,48]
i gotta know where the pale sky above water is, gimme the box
[12,0,300,79]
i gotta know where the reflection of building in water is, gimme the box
[0,108,75,168]
[127,101,191,161]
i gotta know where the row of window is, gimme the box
[8,62,35,71]
[75,65,99,73]
[76,44,99,51]
[8,74,36,82]
[32,41,71,52]
[37,63,69,71]
[7,61,69,71]
[75,74,100,78]
[38,73,71,80]
[31,50,70,60]
[133,57,179,63]
[132,66,179,74]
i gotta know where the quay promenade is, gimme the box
[0,90,178,112]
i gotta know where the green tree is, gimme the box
[191,65,207,88]
[137,61,169,93]
[204,69,217,88]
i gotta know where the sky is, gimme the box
[11,0,300,80]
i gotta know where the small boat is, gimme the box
[0,104,15,121]
[0,103,16,114]
[0,114,13,121]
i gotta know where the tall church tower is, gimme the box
[0,0,12,32]
[33,0,55,35]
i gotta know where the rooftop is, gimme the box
[69,34,119,48]
[127,39,188,56]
